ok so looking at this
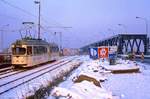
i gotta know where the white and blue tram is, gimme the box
[11,38,59,68]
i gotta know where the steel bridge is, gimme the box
[81,34,149,55]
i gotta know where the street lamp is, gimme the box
[34,1,41,39]
[54,32,62,52]
[118,24,127,34]
[46,26,72,51]
[0,24,9,52]
[136,16,148,36]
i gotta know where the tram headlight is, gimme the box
[22,45,26,48]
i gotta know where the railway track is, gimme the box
[0,57,72,79]
[0,67,12,73]
[0,56,78,95]
[0,69,13,76]
[0,70,25,79]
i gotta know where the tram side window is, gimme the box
[27,46,32,55]
[56,46,59,52]
[43,46,47,53]
[39,46,47,54]
[50,46,59,52]
[50,46,54,52]
[33,46,47,55]
[34,46,38,55]
[39,46,43,54]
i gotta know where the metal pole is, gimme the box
[34,1,41,39]
[57,32,61,52]
[60,32,62,51]
[136,16,149,54]
[136,16,148,36]
[54,32,62,52]
[0,24,9,52]
[38,1,41,39]
[0,30,3,52]
[145,19,148,36]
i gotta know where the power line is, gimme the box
[0,0,36,18]
[0,0,71,32]
[0,13,23,21]
[0,0,59,26]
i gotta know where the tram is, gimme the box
[11,37,59,68]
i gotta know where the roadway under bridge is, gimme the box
[81,34,149,55]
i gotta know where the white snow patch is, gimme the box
[51,81,113,99]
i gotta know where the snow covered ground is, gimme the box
[102,62,150,99]
[49,56,114,99]
[48,56,150,99]
[1,55,149,99]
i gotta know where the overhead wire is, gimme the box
[0,0,66,29]
[0,0,36,18]
[0,0,72,40]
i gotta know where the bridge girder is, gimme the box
[81,34,149,55]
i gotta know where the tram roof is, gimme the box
[12,38,57,46]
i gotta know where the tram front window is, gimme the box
[12,47,26,55]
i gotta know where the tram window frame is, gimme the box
[54,46,59,52]
[41,46,47,54]
[33,46,47,55]
[33,46,39,55]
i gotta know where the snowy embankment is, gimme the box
[49,56,142,99]
[49,56,115,99]
[0,56,82,99]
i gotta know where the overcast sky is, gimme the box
[0,0,150,49]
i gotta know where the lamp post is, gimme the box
[0,24,9,52]
[46,26,72,52]
[54,32,62,52]
[118,24,127,34]
[136,16,148,36]
[34,1,41,39]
